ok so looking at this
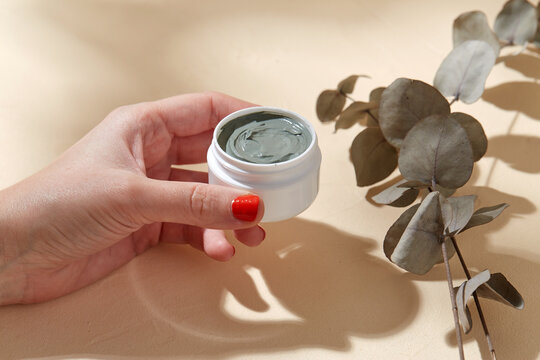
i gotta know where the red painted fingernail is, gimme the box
[232,195,260,222]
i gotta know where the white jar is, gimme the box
[207,106,321,222]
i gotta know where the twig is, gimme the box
[441,239,465,360]
[451,236,497,360]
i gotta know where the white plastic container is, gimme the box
[207,106,321,222]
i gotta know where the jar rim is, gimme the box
[212,106,318,171]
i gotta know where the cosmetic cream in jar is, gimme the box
[207,107,321,222]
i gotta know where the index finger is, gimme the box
[151,91,257,137]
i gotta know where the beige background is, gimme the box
[1,0,540,359]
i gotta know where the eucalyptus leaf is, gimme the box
[477,272,525,309]
[338,74,368,94]
[397,180,429,189]
[456,270,491,333]
[390,192,445,275]
[384,204,420,262]
[453,11,500,56]
[462,203,509,232]
[369,87,386,103]
[361,112,379,127]
[372,179,420,207]
[398,115,474,189]
[434,184,457,197]
[434,40,496,104]
[335,101,376,131]
[450,112,488,161]
[316,90,347,122]
[378,78,450,148]
[494,0,538,46]
[350,127,398,186]
[440,195,476,235]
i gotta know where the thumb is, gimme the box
[134,178,264,228]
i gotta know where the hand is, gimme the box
[0,92,265,305]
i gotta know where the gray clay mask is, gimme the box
[217,112,312,164]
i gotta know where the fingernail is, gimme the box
[232,195,260,222]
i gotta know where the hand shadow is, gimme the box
[404,186,539,360]
[123,218,420,358]
[1,218,420,360]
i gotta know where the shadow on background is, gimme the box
[5,218,419,359]
[482,82,540,120]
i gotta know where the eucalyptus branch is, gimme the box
[442,238,465,360]
[450,236,497,360]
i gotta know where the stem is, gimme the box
[451,236,497,360]
[449,97,458,106]
[441,239,465,360]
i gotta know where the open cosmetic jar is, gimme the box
[207,107,322,222]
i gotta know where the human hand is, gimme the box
[0,92,265,305]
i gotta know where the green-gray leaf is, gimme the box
[477,272,524,309]
[335,101,376,131]
[384,204,420,262]
[390,192,445,275]
[440,195,476,236]
[350,127,398,187]
[494,0,538,46]
[338,74,369,94]
[372,179,420,207]
[316,90,347,122]
[453,11,500,56]
[462,203,509,232]
[378,78,450,148]
[456,270,491,333]
[450,112,488,161]
[434,40,496,104]
[398,114,474,189]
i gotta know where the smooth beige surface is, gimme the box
[1,1,540,359]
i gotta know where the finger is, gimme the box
[234,225,266,247]
[174,129,213,164]
[135,178,264,229]
[202,228,235,261]
[168,168,208,183]
[161,223,233,262]
[153,92,256,137]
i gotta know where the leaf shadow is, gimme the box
[0,218,420,359]
[499,53,540,79]
[403,186,539,360]
[482,81,540,120]
[485,134,540,173]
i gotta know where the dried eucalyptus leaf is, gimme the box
[450,112,488,161]
[398,115,474,189]
[477,272,525,309]
[462,203,509,232]
[434,40,496,104]
[335,113,364,131]
[390,192,445,275]
[369,87,386,103]
[494,0,538,46]
[338,74,369,94]
[397,180,429,189]
[361,112,379,127]
[372,179,420,207]
[378,78,450,148]
[440,195,476,235]
[456,270,491,333]
[336,101,375,131]
[384,204,420,261]
[434,184,457,197]
[350,127,398,186]
[316,90,346,122]
[453,11,501,56]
